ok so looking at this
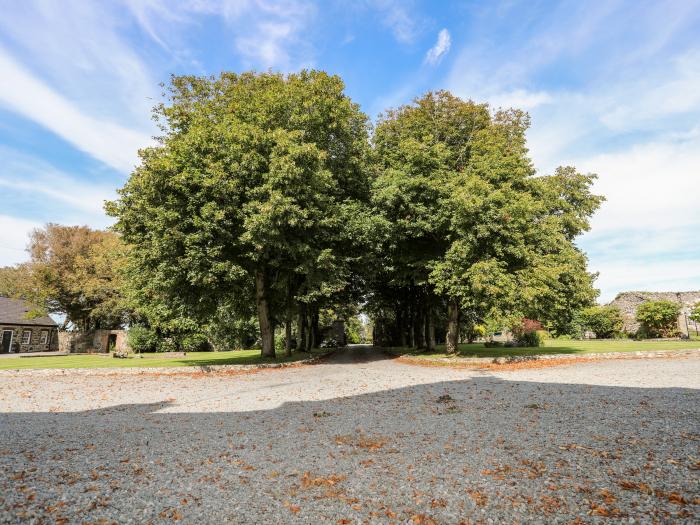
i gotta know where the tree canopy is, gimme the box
[0,224,130,330]
[0,74,604,355]
[368,91,602,352]
[107,70,377,357]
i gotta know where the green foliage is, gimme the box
[369,91,601,348]
[103,77,602,357]
[575,305,624,339]
[179,332,210,352]
[345,316,363,344]
[636,300,681,338]
[127,325,159,353]
[274,331,287,354]
[690,302,700,323]
[108,70,373,358]
[206,310,259,351]
[1,224,132,330]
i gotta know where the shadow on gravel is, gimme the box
[1,376,698,523]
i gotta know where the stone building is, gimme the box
[0,296,59,353]
[608,291,700,336]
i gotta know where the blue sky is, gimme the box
[0,0,699,302]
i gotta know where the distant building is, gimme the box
[0,296,59,353]
[608,291,700,336]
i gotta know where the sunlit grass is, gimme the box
[0,348,329,371]
[386,338,700,359]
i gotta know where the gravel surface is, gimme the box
[1,346,698,523]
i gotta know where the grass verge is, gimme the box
[384,338,700,359]
[0,348,330,371]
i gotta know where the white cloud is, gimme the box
[369,0,420,44]
[0,1,158,124]
[124,0,316,70]
[0,215,39,267]
[578,136,700,233]
[0,47,152,173]
[588,258,700,304]
[443,3,700,299]
[487,89,552,110]
[0,148,118,267]
[424,29,451,65]
[0,147,117,216]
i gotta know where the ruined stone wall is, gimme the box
[59,329,129,353]
[607,291,700,335]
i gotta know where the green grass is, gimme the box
[386,338,700,359]
[0,348,329,371]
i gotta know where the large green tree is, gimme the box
[371,92,603,353]
[108,71,372,357]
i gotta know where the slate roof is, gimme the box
[0,297,58,327]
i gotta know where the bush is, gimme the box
[636,300,681,338]
[484,341,503,348]
[158,337,178,353]
[127,325,159,353]
[206,313,259,351]
[575,305,624,339]
[511,318,543,347]
[180,332,210,352]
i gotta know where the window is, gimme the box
[21,330,31,345]
[40,330,49,345]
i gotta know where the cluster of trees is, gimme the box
[2,70,607,356]
[0,224,130,330]
[365,92,602,352]
[104,70,603,356]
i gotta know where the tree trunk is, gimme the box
[297,302,307,352]
[416,304,426,350]
[311,309,320,349]
[426,305,435,352]
[446,299,459,355]
[304,306,314,352]
[398,305,407,347]
[408,303,416,348]
[285,313,292,357]
[255,270,275,358]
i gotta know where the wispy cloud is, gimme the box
[0,146,118,267]
[0,215,39,267]
[444,2,700,299]
[0,147,117,217]
[124,0,317,70]
[0,47,152,173]
[368,0,420,44]
[424,29,451,65]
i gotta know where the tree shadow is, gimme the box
[1,376,698,523]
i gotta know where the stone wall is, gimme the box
[0,325,58,353]
[607,291,700,336]
[59,329,129,353]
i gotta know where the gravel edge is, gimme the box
[0,349,337,377]
[393,348,700,366]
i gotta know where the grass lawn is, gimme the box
[386,338,700,359]
[0,348,329,371]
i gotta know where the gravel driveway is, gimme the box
[1,346,698,523]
